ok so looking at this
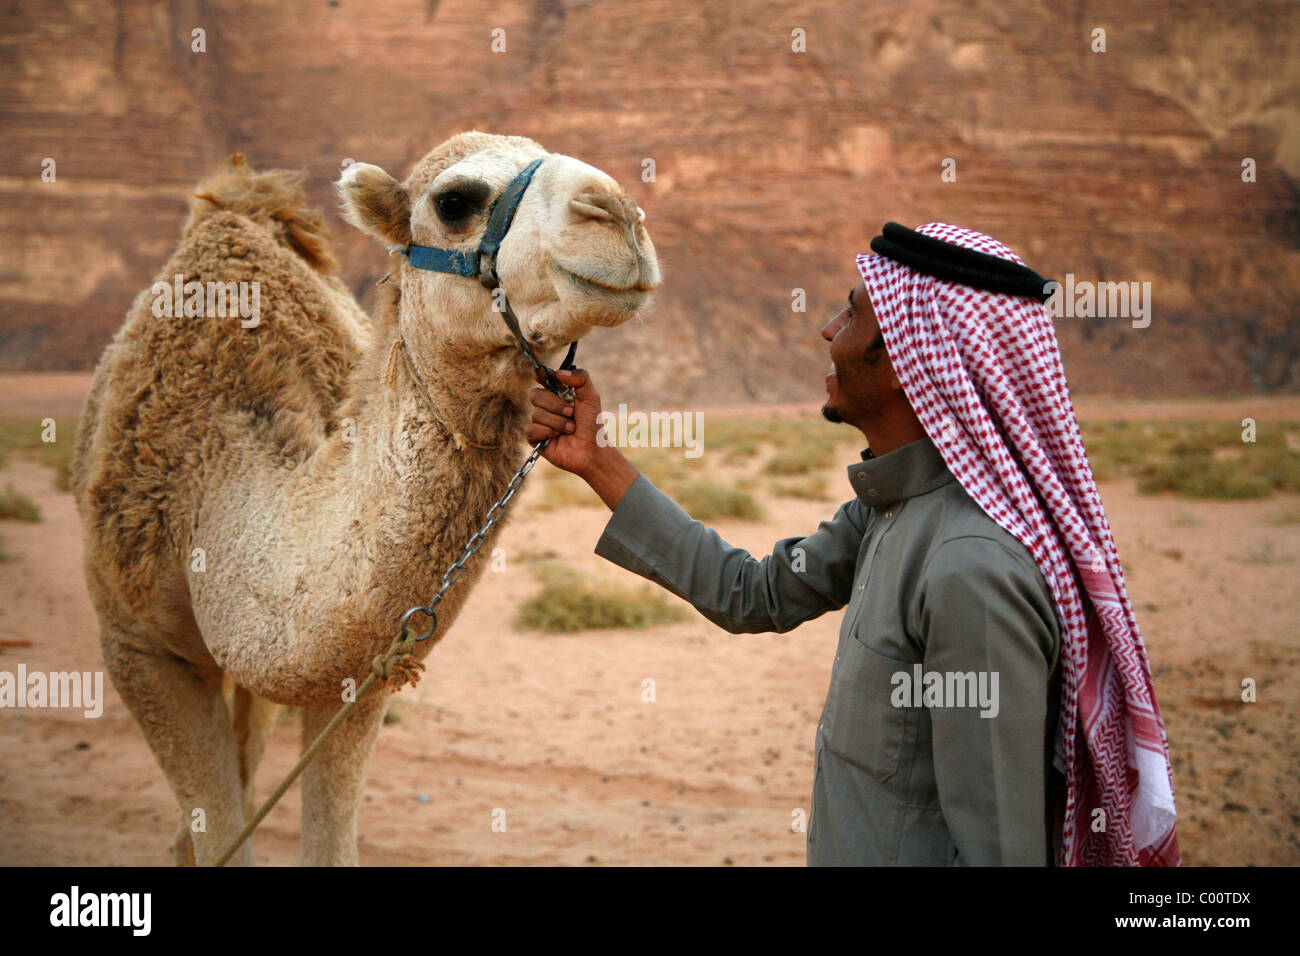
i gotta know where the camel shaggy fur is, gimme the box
[71,132,659,865]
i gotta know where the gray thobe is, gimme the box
[594,435,1062,865]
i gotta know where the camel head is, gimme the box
[338,131,660,379]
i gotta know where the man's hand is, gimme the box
[525,367,602,476]
[526,367,639,510]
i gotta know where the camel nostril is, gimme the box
[570,188,634,224]
[569,197,615,221]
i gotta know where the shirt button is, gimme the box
[884,510,893,519]
[867,488,878,497]
[856,471,866,480]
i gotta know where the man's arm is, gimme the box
[595,472,866,634]
[525,366,866,634]
[915,535,1060,866]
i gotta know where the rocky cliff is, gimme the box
[2,0,1296,403]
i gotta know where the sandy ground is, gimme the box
[0,376,1296,866]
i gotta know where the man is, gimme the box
[526,222,1179,866]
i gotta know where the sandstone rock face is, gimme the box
[2,0,1296,401]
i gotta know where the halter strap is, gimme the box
[405,246,476,276]
[475,157,544,288]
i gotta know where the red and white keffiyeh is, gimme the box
[858,223,1180,866]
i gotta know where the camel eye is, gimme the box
[435,192,472,223]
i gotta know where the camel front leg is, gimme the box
[100,626,253,866]
[299,688,390,866]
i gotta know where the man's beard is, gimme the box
[821,401,843,424]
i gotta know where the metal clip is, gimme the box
[477,253,498,290]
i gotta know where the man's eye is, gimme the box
[435,193,472,222]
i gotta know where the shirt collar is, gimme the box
[848,435,954,508]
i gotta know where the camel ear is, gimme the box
[336,162,411,248]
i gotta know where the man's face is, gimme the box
[820,279,895,426]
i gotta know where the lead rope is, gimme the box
[214,351,576,867]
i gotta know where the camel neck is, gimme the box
[298,309,530,626]
[386,334,527,452]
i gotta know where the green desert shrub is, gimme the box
[0,485,41,522]
[1080,419,1300,500]
[676,479,763,521]
[762,441,836,476]
[516,562,689,633]
[0,418,77,491]
[1135,459,1273,500]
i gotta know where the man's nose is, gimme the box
[821,310,845,342]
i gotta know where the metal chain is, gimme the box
[397,378,576,643]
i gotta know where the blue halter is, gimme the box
[398,157,577,388]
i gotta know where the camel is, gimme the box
[70,131,660,865]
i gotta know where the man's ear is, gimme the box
[880,349,905,389]
[887,363,905,390]
[335,162,411,248]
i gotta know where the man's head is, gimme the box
[820,279,924,453]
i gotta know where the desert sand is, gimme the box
[0,376,1295,865]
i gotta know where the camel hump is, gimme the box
[187,152,338,275]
